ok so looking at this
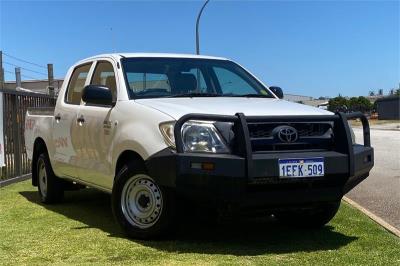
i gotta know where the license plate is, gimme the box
[279,157,324,178]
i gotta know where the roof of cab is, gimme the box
[81,53,229,62]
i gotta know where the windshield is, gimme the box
[120,57,274,99]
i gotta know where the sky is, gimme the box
[0,0,399,97]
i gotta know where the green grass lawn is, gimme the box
[1,180,399,265]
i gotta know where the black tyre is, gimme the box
[275,201,341,228]
[36,153,64,203]
[112,160,176,239]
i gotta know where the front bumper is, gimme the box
[146,112,374,208]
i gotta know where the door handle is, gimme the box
[54,113,61,121]
[77,115,85,124]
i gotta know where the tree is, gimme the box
[373,100,378,112]
[330,96,372,113]
[328,96,349,112]
[348,97,359,112]
[355,96,373,113]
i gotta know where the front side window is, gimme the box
[90,61,117,101]
[66,64,91,104]
[121,58,272,99]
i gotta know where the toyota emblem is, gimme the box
[275,125,298,143]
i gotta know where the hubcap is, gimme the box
[37,159,47,197]
[121,174,163,229]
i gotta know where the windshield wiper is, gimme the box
[228,93,272,98]
[170,92,221,98]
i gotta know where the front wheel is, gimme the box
[275,201,341,228]
[112,161,176,239]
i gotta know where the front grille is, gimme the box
[248,122,332,138]
[247,122,334,152]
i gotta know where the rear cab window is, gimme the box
[65,64,92,105]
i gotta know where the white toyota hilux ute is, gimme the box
[25,53,374,239]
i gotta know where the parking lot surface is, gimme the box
[347,127,400,230]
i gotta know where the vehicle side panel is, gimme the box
[24,113,55,162]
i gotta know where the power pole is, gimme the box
[15,67,21,88]
[0,51,3,89]
[196,0,210,55]
[47,63,54,96]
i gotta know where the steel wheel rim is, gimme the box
[37,158,47,197]
[121,174,163,229]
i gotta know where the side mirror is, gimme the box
[269,86,284,99]
[82,85,114,106]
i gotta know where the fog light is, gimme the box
[201,162,215,171]
[364,155,371,163]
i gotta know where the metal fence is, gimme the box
[0,89,56,181]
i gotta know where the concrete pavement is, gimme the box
[347,127,400,230]
[369,122,400,131]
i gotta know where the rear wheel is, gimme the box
[36,153,64,203]
[112,160,176,239]
[275,201,341,228]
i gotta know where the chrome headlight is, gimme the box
[181,121,230,153]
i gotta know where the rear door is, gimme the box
[52,63,92,178]
[75,60,118,189]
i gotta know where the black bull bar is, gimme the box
[173,111,371,186]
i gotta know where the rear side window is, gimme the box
[66,64,91,105]
[90,61,117,101]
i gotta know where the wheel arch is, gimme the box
[114,150,146,180]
